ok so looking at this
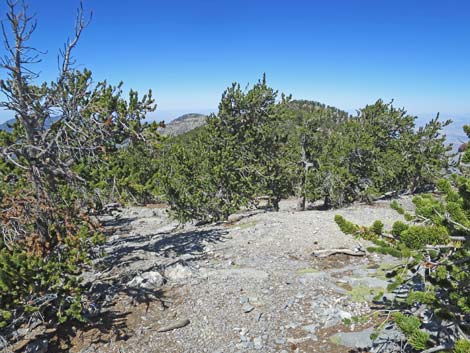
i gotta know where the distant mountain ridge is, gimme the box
[0,114,208,136]
[1,111,466,148]
[0,118,15,132]
[0,116,61,133]
[443,116,468,150]
[158,113,207,136]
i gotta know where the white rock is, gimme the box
[242,303,254,313]
[253,336,263,349]
[127,271,165,290]
[339,310,352,320]
[165,263,192,281]
[302,324,316,334]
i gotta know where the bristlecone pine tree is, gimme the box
[161,94,452,223]
[293,100,452,209]
[336,126,470,352]
[0,0,155,340]
[160,75,292,222]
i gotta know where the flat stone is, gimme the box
[298,272,328,285]
[302,324,316,334]
[253,336,263,349]
[242,303,254,313]
[371,325,405,352]
[165,263,192,281]
[239,295,249,304]
[332,327,375,349]
[347,276,389,289]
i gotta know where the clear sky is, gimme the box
[0,0,469,123]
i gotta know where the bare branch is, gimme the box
[59,1,92,78]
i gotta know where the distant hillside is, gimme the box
[158,113,207,136]
[416,115,468,151]
[444,116,468,150]
[0,114,207,137]
[0,118,15,132]
[0,116,61,133]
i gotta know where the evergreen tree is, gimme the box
[335,126,470,352]
[299,100,452,208]
[161,76,292,221]
[285,100,350,209]
[0,1,155,335]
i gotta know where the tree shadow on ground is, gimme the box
[43,220,229,352]
[148,228,229,257]
[45,282,169,352]
[47,311,131,353]
[103,227,229,269]
[100,215,138,238]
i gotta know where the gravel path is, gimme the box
[75,198,413,353]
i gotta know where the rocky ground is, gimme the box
[59,198,414,353]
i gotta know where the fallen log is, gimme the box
[156,318,190,333]
[312,248,366,258]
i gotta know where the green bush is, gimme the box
[400,225,450,249]
[454,339,470,353]
[295,100,451,208]
[393,309,431,350]
[371,220,384,235]
[391,221,409,237]
[334,215,359,234]
[76,121,165,205]
[334,126,470,352]
[160,76,293,222]
[0,189,105,328]
[161,93,452,222]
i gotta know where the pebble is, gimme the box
[284,298,295,309]
[302,324,316,334]
[239,295,249,304]
[242,303,254,313]
[253,336,263,349]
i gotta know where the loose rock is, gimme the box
[242,303,254,313]
[127,271,165,290]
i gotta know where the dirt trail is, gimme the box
[71,198,412,353]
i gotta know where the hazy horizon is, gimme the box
[1,104,468,145]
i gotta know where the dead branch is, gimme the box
[312,248,366,258]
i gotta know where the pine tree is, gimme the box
[161,76,292,221]
[335,126,470,352]
[0,1,155,335]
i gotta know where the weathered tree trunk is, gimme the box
[297,139,311,211]
[297,194,306,211]
[324,195,332,209]
[272,198,280,212]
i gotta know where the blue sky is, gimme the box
[0,0,469,124]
